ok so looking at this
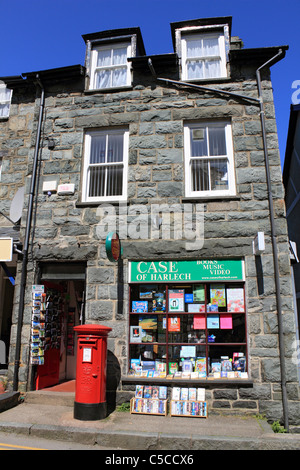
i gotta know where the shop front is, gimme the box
[30,263,86,390]
[126,259,249,382]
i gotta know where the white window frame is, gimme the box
[0,84,12,119]
[89,42,131,90]
[181,32,227,81]
[82,128,129,203]
[184,121,236,198]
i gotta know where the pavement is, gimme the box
[0,386,300,450]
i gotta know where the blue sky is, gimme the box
[1,0,299,167]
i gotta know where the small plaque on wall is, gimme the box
[57,184,75,195]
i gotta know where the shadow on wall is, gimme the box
[106,351,121,412]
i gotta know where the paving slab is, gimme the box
[0,400,300,450]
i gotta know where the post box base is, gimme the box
[74,401,107,421]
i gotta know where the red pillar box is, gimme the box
[73,324,112,420]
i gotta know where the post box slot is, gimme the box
[79,340,97,347]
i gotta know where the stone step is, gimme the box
[24,390,75,407]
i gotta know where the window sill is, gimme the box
[182,195,240,203]
[122,375,253,387]
[181,76,231,85]
[84,85,133,94]
[76,199,128,207]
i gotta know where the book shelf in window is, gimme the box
[128,282,247,380]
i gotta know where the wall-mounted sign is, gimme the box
[0,238,13,262]
[57,183,75,195]
[105,232,121,262]
[42,181,57,193]
[129,259,244,283]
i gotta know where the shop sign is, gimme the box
[105,232,121,262]
[129,259,244,283]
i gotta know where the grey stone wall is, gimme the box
[1,62,299,423]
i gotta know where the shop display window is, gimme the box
[128,283,247,380]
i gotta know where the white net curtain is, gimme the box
[186,35,221,80]
[95,46,128,89]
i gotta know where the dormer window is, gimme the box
[0,84,12,118]
[171,18,231,82]
[181,31,227,81]
[90,42,131,90]
[83,27,146,92]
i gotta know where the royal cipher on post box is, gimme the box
[73,324,112,420]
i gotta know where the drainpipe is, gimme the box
[149,50,289,430]
[256,49,290,432]
[13,75,45,391]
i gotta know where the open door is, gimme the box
[34,263,86,391]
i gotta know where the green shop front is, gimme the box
[126,259,249,384]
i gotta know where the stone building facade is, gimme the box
[0,17,300,426]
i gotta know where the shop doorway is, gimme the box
[34,263,86,390]
[0,259,16,368]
